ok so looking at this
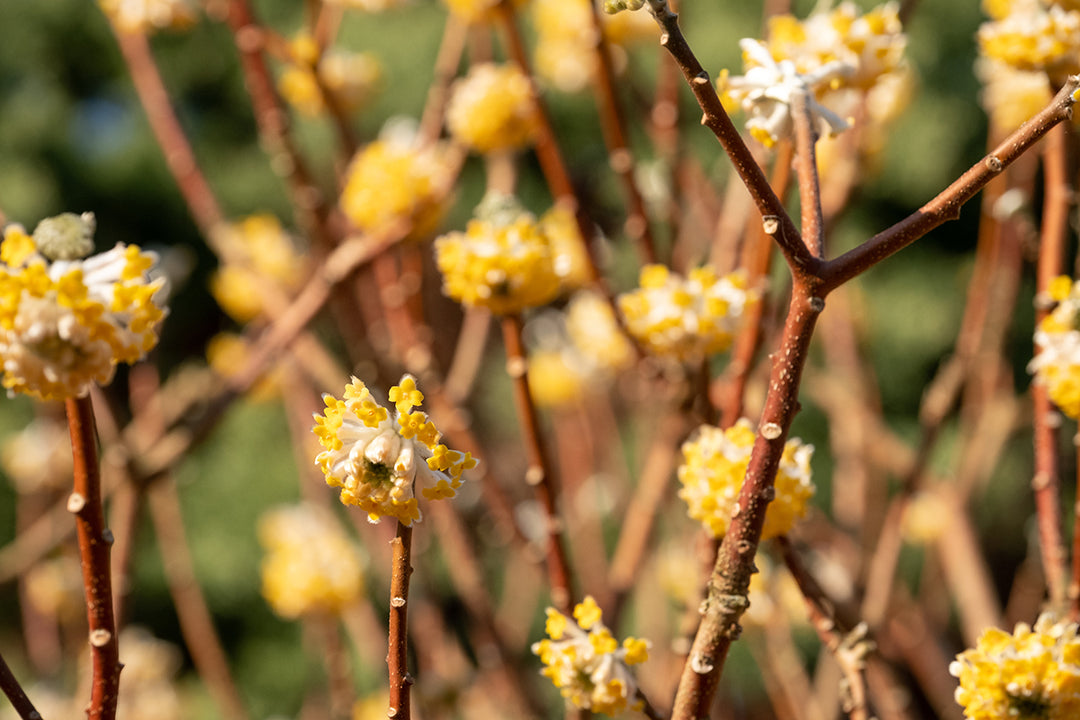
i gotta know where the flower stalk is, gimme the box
[388,521,414,720]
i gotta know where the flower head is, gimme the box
[210,214,307,323]
[678,419,814,540]
[0,218,167,401]
[313,375,477,525]
[447,63,539,154]
[258,503,365,618]
[434,195,562,315]
[441,0,525,24]
[532,596,650,715]
[98,0,198,33]
[1029,276,1080,418]
[950,612,1080,719]
[279,37,383,118]
[340,121,453,241]
[617,264,756,361]
[979,0,1080,79]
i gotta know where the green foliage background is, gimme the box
[0,0,1053,717]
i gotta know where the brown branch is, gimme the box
[822,76,1080,291]
[388,522,414,720]
[501,314,577,613]
[0,650,42,720]
[67,395,121,720]
[790,91,825,258]
[643,0,814,272]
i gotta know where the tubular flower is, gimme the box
[210,214,307,324]
[97,0,198,33]
[258,504,365,618]
[434,197,562,315]
[532,596,650,715]
[340,122,452,241]
[720,38,854,148]
[1029,275,1080,418]
[950,613,1080,720]
[0,218,167,401]
[313,375,477,525]
[677,419,815,540]
[447,63,539,154]
[978,0,1080,78]
[617,264,756,361]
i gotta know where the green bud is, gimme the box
[603,0,645,14]
[475,192,529,228]
[33,212,96,261]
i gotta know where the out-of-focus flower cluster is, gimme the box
[447,63,539,154]
[279,35,383,118]
[209,214,307,324]
[532,0,656,93]
[97,0,198,34]
[526,290,634,407]
[325,0,407,13]
[440,0,525,24]
[678,419,815,540]
[435,196,563,315]
[1029,276,1080,418]
[979,0,1080,79]
[720,2,908,148]
[340,122,453,241]
[313,375,477,525]
[0,416,73,493]
[0,216,167,401]
[617,264,755,361]
[950,612,1080,720]
[532,596,650,715]
[258,503,366,618]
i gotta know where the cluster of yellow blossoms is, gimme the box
[720,2,907,148]
[1029,276,1080,418]
[440,0,524,24]
[278,35,382,118]
[435,196,563,315]
[258,504,365,618]
[533,0,656,93]
[979,0,1080,79]
[313,375,477,525]
[678,419,815,540]
[532,596,650,715]
[951,613,1080,719]
[340,123,452,241]
[447,63,539,154]
[210,214,307,324]
[97,0,197,34]
[617,264,755,361]
[0,215,167,401]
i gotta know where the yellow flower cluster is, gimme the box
[313,375,477,525]
[979,0,1080,78]
[541,205,593,291]
[98,0,197,34]
[258,504,365,618]
[976,57,1053,132]
[950,613,1080,720]
[0,418,73,494]
[1029,276,1080,418]
[617,264,755,361]
[532,596,650,715]
[566,290,634,373]
[0,218,167,401]
[447,63,539,154]
[677,419,815,540]
[434,200,562,315]
[532,0,656,93]
[440,0,524,24]
[340,127,452,241]
[279,36,382,118]
[210,214,307,324]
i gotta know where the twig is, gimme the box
[0,650,41,720]
[66,395,121,720]
[388,522,414,720]
[790,91,825,259]
[501,313,577,613]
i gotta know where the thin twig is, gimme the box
[388,522,414,720]
[0,650,41,720]
[67,395,121,720]
[790,91,825,259]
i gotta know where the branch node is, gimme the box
[89,629,112,647]
[692,72,710,86]
[809,296,825,313]
[525,466,545,485]
[390,596,407,608]
[762,215,780,235]
[660,32,670,46]
[761,422,782,439]
[67,492,87,513]
[984,154,1003,173]
[689,653,715,674]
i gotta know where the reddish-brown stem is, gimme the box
[418,14,468,145]
[823,77,1080,291]
[388,522,414,720]
[1035,121,1070,609]
[0,650,41,720]
[585,0,658,264]
[500,314,576,613]
[791,91,825,259]
[670,280,823,720]
[109,25,225,239]
[66,394,121,720]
